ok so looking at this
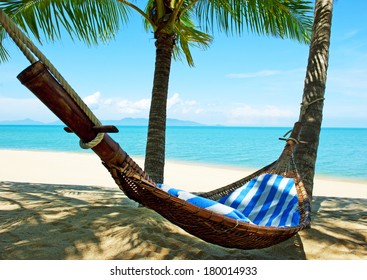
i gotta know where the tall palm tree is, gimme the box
[141,0,314,183]
[0,0,314,183]
[294,0,334,199]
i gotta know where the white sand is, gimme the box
[0,149,366,260]
[1,149,366,198]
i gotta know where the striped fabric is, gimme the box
[157,173,300,228]
[218,174,300,227]
[158,184,253,224]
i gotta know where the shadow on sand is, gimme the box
[1,181,365,259]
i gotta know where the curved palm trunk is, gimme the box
[295,0,333,200]
[144,33,175,183]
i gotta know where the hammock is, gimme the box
[0,8,311,250]
[105,123,311,249]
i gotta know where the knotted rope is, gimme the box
[299,97,325,121]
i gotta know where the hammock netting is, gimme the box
[105,122,311,249]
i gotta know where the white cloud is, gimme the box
[226,70,281,79]
[231,105,293,118]
[83,91,102,110]
[80,92,151,118]
[117,98,150,114]
[226,68,305,79]
[167,93,181,109]
[166,93,200,115]
[80,92,200,120]
[2,91,298,126]
[227,104,295,126]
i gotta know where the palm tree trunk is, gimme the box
[294,0,333,200]
[144,33,175,183]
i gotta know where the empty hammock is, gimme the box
[0,8,311,250]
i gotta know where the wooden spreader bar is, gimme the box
[64,125,119,133]
[17,61,134,170]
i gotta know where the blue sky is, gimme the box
[0,0,366,127]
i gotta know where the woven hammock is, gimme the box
[106,126,311,249]
[1,8,311,250]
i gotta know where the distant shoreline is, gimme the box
[1,122,367,129]
[0,117,204,127]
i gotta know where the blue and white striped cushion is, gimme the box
[218,174,300,227]
[157,173,300,227]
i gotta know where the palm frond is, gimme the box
[195,0,313,43]
[194,0,243,35]
[242,0,313,43]
[174,20,212,67]
[142,0,155,32]
[0,27,10,62]
[278,0,314,43]
[171,1,213,67]
[0,0,130,63]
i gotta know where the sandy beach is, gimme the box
[0,149,366,260]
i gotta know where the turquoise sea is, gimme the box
[0,125,366,180]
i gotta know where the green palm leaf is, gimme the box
[1,0,313,65]
[0,0,129,62]
[174,20,212,67]
[0,25,10,61]
[196,0,313,43]
[248,0,313,42]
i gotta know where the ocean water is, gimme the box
[0,125,366,180]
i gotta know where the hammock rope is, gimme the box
[299,97,325,121]
[79,132,106,149]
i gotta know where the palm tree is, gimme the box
[0,0,314,183]
[294,0,334,199]
[141,0,314,183]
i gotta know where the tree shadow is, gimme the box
[1,182,364,259]
[298,196,367,258]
